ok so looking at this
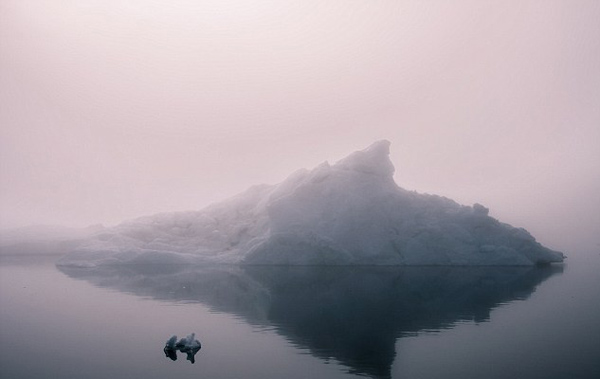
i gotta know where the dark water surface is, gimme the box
[1,254,599,379]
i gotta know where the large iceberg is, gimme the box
[57,140,564,267]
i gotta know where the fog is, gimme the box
[1,0,599,253]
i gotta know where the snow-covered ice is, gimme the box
[57,140,564,267]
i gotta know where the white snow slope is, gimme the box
[57,141,564,267]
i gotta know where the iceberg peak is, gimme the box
[334,140,395,178]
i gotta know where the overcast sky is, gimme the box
[1,0,599,251]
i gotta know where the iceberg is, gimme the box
[57,140,564,267]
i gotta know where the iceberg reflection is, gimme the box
[58,263,561,378]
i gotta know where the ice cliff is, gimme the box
[57,140,564,267]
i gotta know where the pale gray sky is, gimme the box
[1,0,599,251]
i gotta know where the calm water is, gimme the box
[1,253,599,379]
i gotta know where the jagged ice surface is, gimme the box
[57,141,564,267]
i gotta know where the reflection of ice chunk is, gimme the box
[164,333,201,364]
[57,140,565,267]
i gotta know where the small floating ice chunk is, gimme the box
[164,333,202,364]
